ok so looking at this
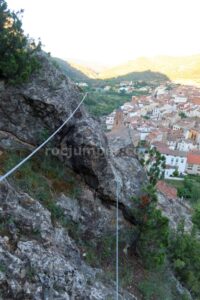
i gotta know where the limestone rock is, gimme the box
[56,186,132,238]
[0,181,137,300]
[0,52,145,210]
[157,192,193,231]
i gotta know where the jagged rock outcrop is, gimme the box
[0,181,137,300]
[56,184,132,239]
[0,52,194,300]
[0,52,145,210]
[0,52,144,299]
[157,192,193,232]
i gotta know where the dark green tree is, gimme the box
[0,0,41,83]
[178,176,200,203]
[131,184,169,268]
[143,147,166,185]
[169,223,200,298]
[192,204,200,230]
[179,111,187,119]
[131,146,169,268]
[173,169,179,177]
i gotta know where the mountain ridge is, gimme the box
[53,57,169,84]
[63,54,200,85]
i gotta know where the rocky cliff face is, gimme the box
[0,180,137,300]
[0,53,145,209]
[157,192,193,232]
[0,53,145,299]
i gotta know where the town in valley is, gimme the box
[101,81,200,183]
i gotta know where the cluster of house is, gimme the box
[117,81,151,94]
[77,80,158,94]
[150,142,200,179]
[105,84,200,179]
[76,82,89,87]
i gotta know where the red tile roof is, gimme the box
[156,180,177,199]
[153,142,186,157]
[187,152,200,165]
[191,98,200,105]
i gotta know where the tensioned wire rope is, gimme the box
[116,179,120,300]
[0,92,88,182]
[0,90,120,299]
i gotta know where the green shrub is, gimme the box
[0,0,41,83]
[192,204,200,230]
[178,175,200,203]
[131,184,169,269]
[173,169,179,177]
[0,263,6,273]
[139,270,190,300]
[169,222,200,298]
[1,150,81,224]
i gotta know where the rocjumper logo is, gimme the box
[45,145,106,159]
[45,135,114,159]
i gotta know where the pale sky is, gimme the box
[6,0,200,66]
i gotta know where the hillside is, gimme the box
[61,54,200,85]
[0,52,145,299]
[102,70,169,84]
[54,57,169,84]
[0,1,198,299]
[68,60,99,79]
[99,55,200,84]
[0,50,195,300]
[52,57,97,82]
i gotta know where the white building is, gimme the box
[176,140,198,152]
[160,104,177,115]
[106,112,116,130]
[186,107,200,118]
[77,82,88,87]
[155,86,167,96]
[153,144,187,178]
[104,86,111,92]
[187,152,200,175]
[164,166,177,179]
[173,96,188,104]
[128,112,138,118]
[152,107,161,119]
[121,103,134,115]
[138,126,153,140]
[167,139,199,152]
[167,140,177,150]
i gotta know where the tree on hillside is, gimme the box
[130,146,169,268]
[178,176,200,203]
[169,222,200,298]
[139,146,166,185]
[179,111,187,119]
[131,184,169,268]
[192,204,200,230]
[0,0,41,83]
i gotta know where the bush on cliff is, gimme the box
[131,184,169,268]
[0,0,41,83]
[169,222,200,298]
